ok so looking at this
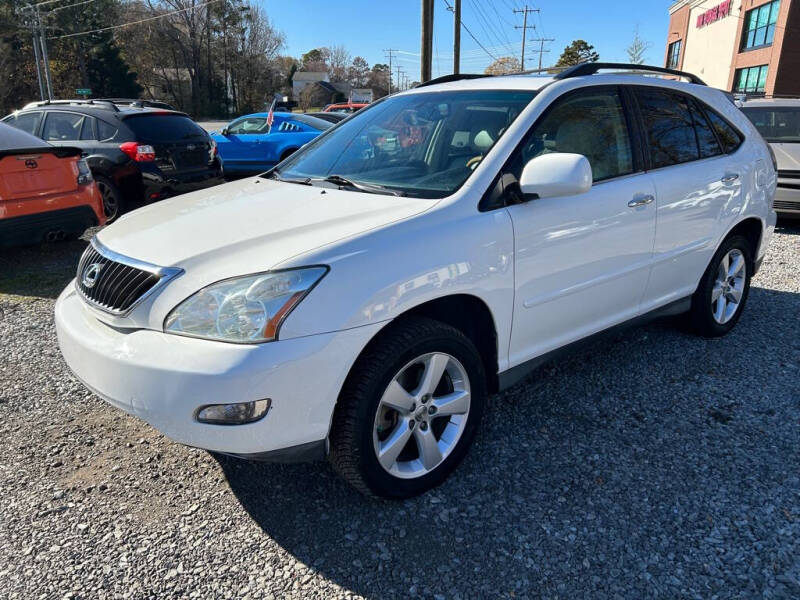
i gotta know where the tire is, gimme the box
[689,234,753,337]
[329,317,487,499]
[279,148,297,162]
[95,176,125,223]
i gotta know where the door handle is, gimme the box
[628,194,654,208]
[721,173,739,184]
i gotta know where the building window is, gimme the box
[666,40,682,69]
[734,65,769,94]
[741,0,780,50]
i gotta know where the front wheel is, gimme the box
[689,235,753,337]
[329,317,487,499]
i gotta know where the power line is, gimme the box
[442,0,498,62]
[48,0,222,39]
[43,0,105,17]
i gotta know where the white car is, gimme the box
[56,63,777,498]
[738,97,800,217]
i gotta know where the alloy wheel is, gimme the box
[97,180,118,222]
[372,352,471,479]
[711,248,746,325]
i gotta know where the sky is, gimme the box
[257,0,670,83]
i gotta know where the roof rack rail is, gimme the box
[97,98,175,110]
[21,98,121,111]
[415,73,491,88]
[554,62,707,86]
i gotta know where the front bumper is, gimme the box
[774,184,800,215]
[55,284,384,456]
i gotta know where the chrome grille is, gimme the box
[75,240,182,315]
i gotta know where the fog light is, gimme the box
[195,399,271,425]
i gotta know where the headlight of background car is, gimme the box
[164,267,328,343]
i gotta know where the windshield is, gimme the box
[741,107,800,143]
[271,90,537,198]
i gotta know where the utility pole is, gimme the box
[449,0,461,75]
[529,37,554,71]
[384,48,397,94]
[35,5,53,100]
[396,65,404,93]
[421,0,434,82]
[513,5,539,71]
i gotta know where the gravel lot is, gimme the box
[1,223,798,600]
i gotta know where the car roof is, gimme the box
[0,121,51,151]
[13,100,189,120]
[739,98,800,108]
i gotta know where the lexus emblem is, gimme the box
[186,144,196,151]
[82,263,104,289]
[25,159,38,169]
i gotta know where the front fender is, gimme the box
[277,204,515,372]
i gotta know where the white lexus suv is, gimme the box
[56,64,777,498]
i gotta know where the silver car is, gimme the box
[740,98,800,217]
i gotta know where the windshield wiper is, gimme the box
[265,171,311,185]
[314,174,406,197]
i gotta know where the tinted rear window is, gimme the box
[124,114,206,142]
[635,88,700,169]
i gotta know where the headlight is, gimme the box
[164,267,328,343]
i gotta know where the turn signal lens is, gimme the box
[120,142,156,162]
[196,399,271,425]
[76,159,93,185]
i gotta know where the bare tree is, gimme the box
[484,56,521,75]
[326,44,350,82]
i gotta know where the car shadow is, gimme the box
[776,218,800,235]
[216,285,800,598]
[0,236,90,300]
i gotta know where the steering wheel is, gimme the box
[466,156,483,170]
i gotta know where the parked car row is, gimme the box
[1,99,359,246]
[2,99,224,223]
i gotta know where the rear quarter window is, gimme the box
[124,114,207,142]
[705,107,744,153]
[7,112,43,136]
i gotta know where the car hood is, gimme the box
[97,177,436,282]
[772,142,800,171]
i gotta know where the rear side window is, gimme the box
[97,120,118,141]
[9,112,42,136]
[635,88,699,168]
[689,100,723,158]
[42,112,84,141]
[705,109,744,153]
[80,117,96,140]
[124,114,206,142]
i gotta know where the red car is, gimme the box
[323,102,369,114]
[0,122,105,246]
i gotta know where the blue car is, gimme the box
[211,112,332,176]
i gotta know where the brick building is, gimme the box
[665,0,800,96]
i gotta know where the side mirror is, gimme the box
[221,127,229,136]
[519,153,592,200]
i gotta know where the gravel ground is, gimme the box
[0,223,798,600]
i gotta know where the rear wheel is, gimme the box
[329,317,486,499]
[689,235,753,337]
[95,176,124,223]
